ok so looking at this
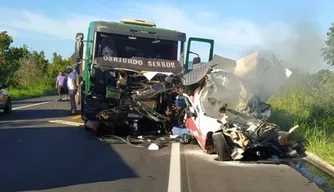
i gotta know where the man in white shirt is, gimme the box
[66,66,78,115]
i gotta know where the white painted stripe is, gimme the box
[49,120,84,127]
[12,101,51,110]
[167,142,181,192]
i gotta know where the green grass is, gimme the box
[268,82,334,166]
[8,84,56,100]
[301,119,334,164]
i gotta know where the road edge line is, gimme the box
[49,120,84,127]
[167,142,181,192]
[12,101,51,110]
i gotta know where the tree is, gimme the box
[0,30,72,88]
[0,31,16,85]
[0,31,12,53]
[32,50,49,74]
[14,55,43,86]
[47,52,71,76]
[321,22,334,66]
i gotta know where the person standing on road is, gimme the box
[56,71,67,101]
[66,66,78,115]
[63,75,69,100]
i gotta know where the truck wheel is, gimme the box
[4,98,12,114]
[94,125,106,138]
[212,132,232,161]
[84,120,91,132]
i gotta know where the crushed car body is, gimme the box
[181,52,301,161]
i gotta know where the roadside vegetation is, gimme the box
[268,69,334,165]
[268,23,334,165]
[0,31,71,99]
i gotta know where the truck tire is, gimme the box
[212,132,232,161]
[84,120,91,132]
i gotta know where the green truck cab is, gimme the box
[73,19,214,136]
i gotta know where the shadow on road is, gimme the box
[0,109,80,121]
[0,120,50,129]
[11,94,58,105]
[0,126,137,191]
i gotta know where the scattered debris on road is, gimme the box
[98,134,181,150]
[171,126,191,136]
[148,143,160,150]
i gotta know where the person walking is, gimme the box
[56,71,67,101]
[66,66,78,115]
[63,75,69,100]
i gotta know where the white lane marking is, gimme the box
[12,101,51,110]
[167,142,181,192]
[49,120,84,127]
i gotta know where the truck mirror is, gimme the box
[192,57,201,65]
[75,33,84,60]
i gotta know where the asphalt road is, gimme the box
[0,95,323,192]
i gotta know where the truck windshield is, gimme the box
[95,32,178,60]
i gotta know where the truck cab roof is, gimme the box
[89,20,187,42]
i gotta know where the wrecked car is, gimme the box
[181,52,300,161]
[71,18,214,137]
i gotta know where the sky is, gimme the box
[0,0,333,72]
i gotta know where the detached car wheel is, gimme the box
[4,98,12,114]
[212,132,232,161]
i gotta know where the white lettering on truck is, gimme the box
[103,56,143,65]
[103,56,176,68]
[147,61,176,68]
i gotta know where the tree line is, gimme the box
[1,22,334,88]
[0,31,72,89]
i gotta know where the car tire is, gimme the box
[3,98,12,114]
[212,132,232,161]
[93,124,105,138]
